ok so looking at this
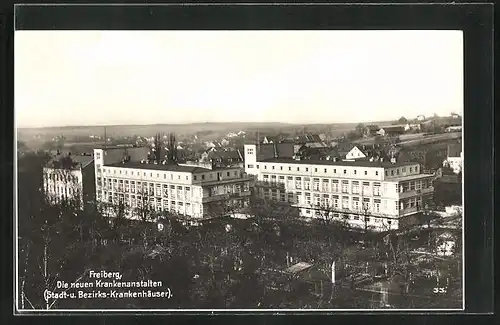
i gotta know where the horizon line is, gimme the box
[15,118,427,130]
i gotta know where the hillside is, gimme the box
[17,119,398,141]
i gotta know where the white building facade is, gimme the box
[244,144,434,231]
[94,148,253,220]
[43,167,84,204]
[43,155,95,207]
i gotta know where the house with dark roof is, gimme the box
[199,149,243,167]
[364,125,381,137]
[378,125,406,137]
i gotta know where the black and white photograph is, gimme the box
[15,26,465,312]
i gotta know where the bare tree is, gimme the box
[153,133,164,164]
[166,133,178,164]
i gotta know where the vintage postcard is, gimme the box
[15,27,464,312]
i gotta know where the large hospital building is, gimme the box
[93,147,253,220]
[244,142,434,230]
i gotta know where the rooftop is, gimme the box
[47,154,94,169]
[106,161,212,174]
[391,173,435,181]
[259,157,418,168]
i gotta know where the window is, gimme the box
[272,166,275,170]
[280,166,283,170]
[247,148,254,155]
[397,169,400,175]
[364,170,367,175]
[341,180,349,193]
[324,169,327,173]
[343,169,347,175]
[402,167,406,172]
[257,165,260,169]
[354,170,357,175]
[410,167,413,172]
[376,171,379,176]
[264,165,267,170]
[385,171,388,176]
[306,168,309,172]
[391,170,394,176]
[333,169,337,174]
[315,168,318,172]
[297,167,300,171]
[227,172,230,177]
[164,174,166,179]
[247,164,254,168]
[194,176,197,181]
[289,167,291,171]
[352,181,360,194]
[313,178,320,191]
[202,175,205,180]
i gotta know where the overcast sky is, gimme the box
[15,30,463,128]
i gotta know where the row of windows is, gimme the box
[98,178,193,190]
[249,163,420,178]
[250,164,382,176]
[44,173,79,183]
[102,168,240,182]
[47,185,78,197]
[385,166,419,176]
[262,175,381,185]
[102,169,191,181]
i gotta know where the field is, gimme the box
[353,132,462,147]
[399,132,462,147]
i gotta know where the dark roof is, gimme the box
[208,150,242,160]
[71,155,94,168]
[48,155,94,169]
[107,161,211,173]
[447,144,462,157]
[365,125,380,131]
[296,134,323,143]
[260,157,417,168]
[380,125,406,131]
